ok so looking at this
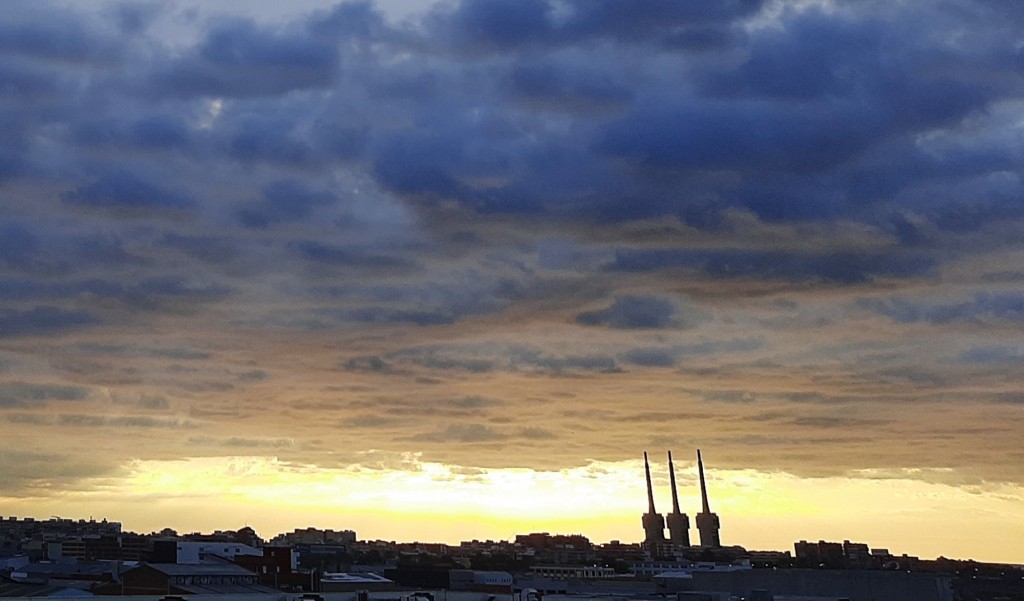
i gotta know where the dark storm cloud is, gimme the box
[236,180,337,228]
[147,19,339,98]
[0,11,113,63]
[509,61,632,111]
[428,0,763,52]
[4,0,1020,252]
[71,115,192,152]
[62,172,194,213]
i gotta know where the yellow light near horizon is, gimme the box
[4,454,1023,563]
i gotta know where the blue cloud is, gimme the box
[0,306,98,337]
[860,292,1024,324]
[612,249,935,283]
[621,347,677,367]
[577,295,686,329]
[0,382,91,407]
[958,345,1024,364]
[0,223,38,268]
[236,180,337,228]
[61,172,193,212]
[148,20,339,98]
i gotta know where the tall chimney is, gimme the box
[668,451,681,513]
[695,449,721,547]
[641,452,665,545]
[644,451,657,514]
[698,449,711,514]
[666,451,690,547]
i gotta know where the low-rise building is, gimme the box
[110,562,278,595]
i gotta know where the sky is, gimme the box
[1,0,1023,564]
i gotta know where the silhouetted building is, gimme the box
[641,452,666,545]
[514,533,593,565]
[795,539,871,570]
[694,450,721,548]
[843,539,872,570]
[665,451,691,547]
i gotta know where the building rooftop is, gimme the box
[140,563,257,577]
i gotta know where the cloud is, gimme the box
[957,345,1024,364]
[385,342,622,375]
[0,306,98,337]
[789,416,891,429]
[56,414,193,428]
[150,348,211,360]
[238,369,268,382]
[343,355,393,373]
[577,295,694,329]
[445,396,503,409]
[345,414,405,428]
[409,423,508,443]
[611,249,936,284]
[860,292,1024,325]
[1,0,1024,543]
[159,234,237,264]
[0,382,91,407]
[61,171,194,212]
[0,449,114,494]
[136,394,172,410]
[621,347,678,367]
[236,180,337,228]
[147,19,339,98]
[517,426,555,440]
[188,436,295,448]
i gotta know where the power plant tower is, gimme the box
[694,449,721,547]
[665,451,690,546]
[641,452,665,544]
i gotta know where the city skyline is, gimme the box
[1,0,1023,566]
[1,449,1018,565]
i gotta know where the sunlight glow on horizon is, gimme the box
[4,454,1022,564]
